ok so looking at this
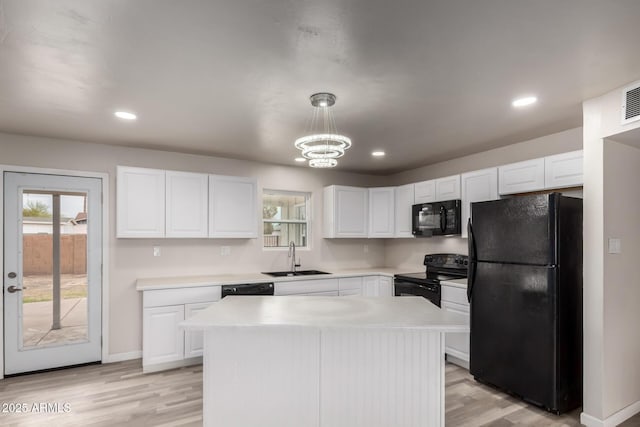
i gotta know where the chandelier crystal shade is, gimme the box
[294,93,351,168]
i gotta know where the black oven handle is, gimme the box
[440,205,446,232]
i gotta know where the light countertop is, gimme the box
[181,295,469,332]
[136,267,403,291]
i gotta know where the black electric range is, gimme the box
[394,253,468,307]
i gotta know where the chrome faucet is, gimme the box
[288,241,301,273]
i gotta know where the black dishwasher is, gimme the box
[220,282,274,298]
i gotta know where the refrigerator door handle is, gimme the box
[467,217,477,303]
[440,205,447,232]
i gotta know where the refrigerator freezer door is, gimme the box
[470,262,558,410]
[471,194,557,265]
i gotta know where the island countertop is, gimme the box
[181,295,469,332]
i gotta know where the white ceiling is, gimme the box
[1,1,639,174]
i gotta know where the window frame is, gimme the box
[262,189,311,250]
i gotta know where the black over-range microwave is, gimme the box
[412,199,462,237]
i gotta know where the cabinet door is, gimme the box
[324,186,368,238]
[441,301,470,362]
[143,305,185,366]
[394,183,415,238]
[368,187,395,238]
[117,166,165,238]
[414,180,436,204]
[461,168,498,238]
[209,175,257,238]
[378,276,394,297]
[166,171,209,238]
[339,277,363,293]
[544,150,583,190]
[184,302,213,358]
[498,158,545,195]
[339,288,363,296]
[435,175,461,201]
[363,276,379,296]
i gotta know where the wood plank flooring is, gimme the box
[1,359,639,426]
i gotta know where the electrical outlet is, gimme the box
[153,247,161,257]
[608,238,622,254]
[221,246,231,256]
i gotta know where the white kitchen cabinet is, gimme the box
[323,185,368,238]
[441,283,469,369]
[544,150,583,189]
[394,183,415,238]
[275,278,340,296]
[378,276,394,296]
[339,277,363,296]
[184,302,212,358]
[498,158,545,195]
[368,187,395,238]
[143,305,185,368]
[142,285,221,372]
[362,275,394,296]
[117,166,166,238]
[166,171,209,238]
[435,175,461,201]
[414,180,436,204]
[461,168,498,238]
[209,175,258,238]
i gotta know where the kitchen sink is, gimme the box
[262,269,331,277]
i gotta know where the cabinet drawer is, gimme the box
[275,278,339,295]
[144,286,221,307]
[441,285,468,306]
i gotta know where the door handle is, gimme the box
[7,285,24,293]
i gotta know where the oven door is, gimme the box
[394,278,441,307]
[412,200,461,237]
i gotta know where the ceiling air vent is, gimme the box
[622,81,640,124]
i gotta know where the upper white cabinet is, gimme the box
[117,166,166,238]
[208,175,258,238]
[323,185,368,238]
[414,180,436,204]
[498,158,545,195]
[394,183,415,238]
[368,187,395,238]
[544,150,583,190]
[461,168,498,238]
[166,171,209,238]
[435,175,461,201]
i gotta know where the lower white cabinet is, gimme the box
[363,276,394,296]
[338,277,363,296]
[142,285,221,372]
[275,279,339,296]
[184,302,212,358]
[143,305,185,367]
[441,283,470,368]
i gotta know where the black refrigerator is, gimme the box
[467,193,582,414]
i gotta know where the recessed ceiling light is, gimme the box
[295,157,307,162]
[371,151,386,157]
[512,96,538,108]
[114,111,137,120]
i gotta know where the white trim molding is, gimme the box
[581,400,640,427]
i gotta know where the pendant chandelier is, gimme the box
[294,93,351,168]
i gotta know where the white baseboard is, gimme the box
[581,400,640,427]
[103,351,142,364]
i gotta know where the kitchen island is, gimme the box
[182,295,468,427]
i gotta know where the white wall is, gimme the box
[602,140,640,417]
[384,127,582,270]
[582,79,640,425]
[0,132,388,356]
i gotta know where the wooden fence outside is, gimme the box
[22,234,86,275]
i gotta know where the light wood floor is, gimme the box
[1,360,639,426]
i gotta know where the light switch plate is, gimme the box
[221,246,231,256]
[153,246,161,257]
[608,238,622,254]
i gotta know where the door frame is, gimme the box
[0,165,110,380]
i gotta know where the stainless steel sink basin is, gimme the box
[262,269,331,277]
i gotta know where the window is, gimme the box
[263,190,310,248]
